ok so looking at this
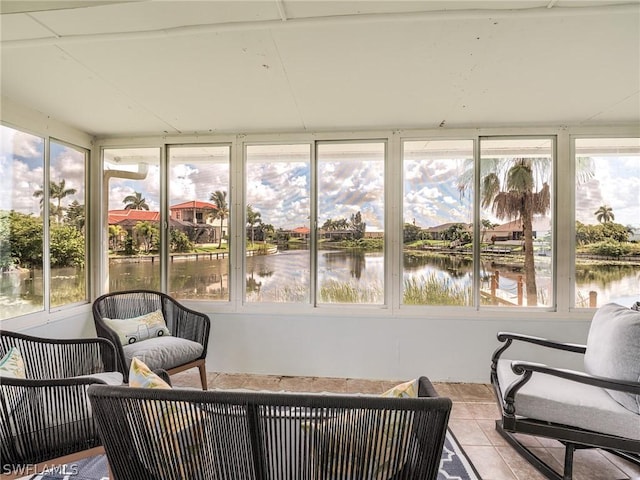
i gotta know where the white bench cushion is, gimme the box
[497,358,640,441]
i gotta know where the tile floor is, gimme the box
[172,370,640,480]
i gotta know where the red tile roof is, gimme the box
[108,209,159,224]
[170,200,216,210]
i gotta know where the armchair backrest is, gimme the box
[0,330,118,379]
[584,302,640,413]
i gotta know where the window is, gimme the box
[574,138,640,308]
[49,140,87,307]
[103,147,161,292]
[316,142,385,305]
[402,140,474,306]
[245,144,311,303]
[168,145,230,301]
[0,125,88,321]
[478,138,554,308]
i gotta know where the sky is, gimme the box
[1,126,85,214]
[2,125,638,231]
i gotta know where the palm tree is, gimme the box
[480,219,497,243]
[209,190,229,249]
[33,179,77,223]
[460,157,550,306]
[123,192,149,210]
[134,221,157,253]
[246,205,262,245]
[108,224,125,251]
[594,205,615,224]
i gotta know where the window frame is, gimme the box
[0,123,90,329]
[3,123,638,328]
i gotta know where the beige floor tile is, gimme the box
[345,378,385,394]
[512,432,543,448]
[448,418,493,446]
[528,447,565,476]
[467,401,501,419]
[241,374,282,391]
[278,375,316,392]
[476,419,511,447]
[307,376,348,393]
[464,445,518,479]
[535,436,564,448]
[600,450,640,478]
[450,402,475,419]
[209,373,251,389]
[432,382,465,401]
[453,383,495,402]
[547,447,631,480]
[495,446,549,480]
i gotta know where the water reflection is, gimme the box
[2,250,638,316]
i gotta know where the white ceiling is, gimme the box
[1,0,639,138]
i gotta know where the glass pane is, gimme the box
[104,147,161,292]
[245,144,311,303]
[0,125,45,319]
[317,142,385,305]
[50,140,87,307]
[574,138,640,308]
[479,138,554,308]
[403,140,474,306]
[168,145,230,301]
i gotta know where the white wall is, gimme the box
[195,309,593,383]
[15,307,592,384]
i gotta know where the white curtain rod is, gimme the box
[2,3,639,49]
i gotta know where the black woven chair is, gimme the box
[88,376,451,480]
[92,289,210,388]
[0,330,121,478]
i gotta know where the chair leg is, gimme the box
[198,361,208,390]
[563,443,575,480]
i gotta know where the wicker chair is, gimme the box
[92,290,210,388]
[88,376,451,480]
[0,330,121,478]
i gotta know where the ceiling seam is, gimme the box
[52,44,183,135]
[275,0,288,22]
[268,30,306,131]
[25,12,62,38]
[3,3,639,49]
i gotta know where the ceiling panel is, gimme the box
[1,1,638,137]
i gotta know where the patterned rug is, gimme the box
[31,429,481,480]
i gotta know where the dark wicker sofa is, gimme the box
[88,376,451,480]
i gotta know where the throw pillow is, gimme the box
[128,357,171,389]
[103,310,171,346]
[305,379,419,480]
[584,302,640,413]
[0,347,26,378]
[127,358,209,478]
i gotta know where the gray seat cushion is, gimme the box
[497,358,640,441]
[123,336,204,371]
[583,302,640,413]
